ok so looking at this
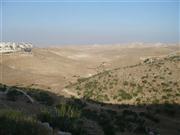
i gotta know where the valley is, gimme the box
[0,44,180,135]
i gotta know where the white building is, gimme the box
[0,42,33,53]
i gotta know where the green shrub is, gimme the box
[6,89,22,101]
[162,95,168,100]
[0,109,51,135]
[84,80,98,90]
[98,112,115,135]
[68,99,87,110]
[82,109,99,121]
[115,110,145,133]
[123,110,137,117]
[136,98,141,103]
[152,99,160,104]
[56,103,81,119]
[163,104,176,117]
[123,81,128,86]
[139,112,159,123]
[36,110,52,124]
[77,77,87,82]
[83,89,94,100]
[0,84,6,92]
[133,124,146,134]
[130,82,136,87]
[142,80,147,84]
[118,90,132,100]
[75,85,81,90]
[102,123,115,135]
[27,90,54,105]
[37,104,82,134]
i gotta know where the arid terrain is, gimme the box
[0,44,179,95]
[0,43,180,135]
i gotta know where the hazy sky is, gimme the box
[0,0,179,46]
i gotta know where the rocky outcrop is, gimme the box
[0,42,33,53]
[57,131,72,135]
[40,122,72,135]
[41,122,53,133]
[141,51,180,64]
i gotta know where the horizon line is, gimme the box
[2,0,179,3]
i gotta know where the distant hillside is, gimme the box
[67,52,180,105]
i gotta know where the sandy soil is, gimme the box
[0,44,179,96]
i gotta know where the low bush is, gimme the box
[0,109,51,135]
[56,103,81,119]
[82,109,99,121]
[98,112,115,135]
[68,99,87,109]
[77,77,87,83]
[123,81,128,86]
[27,90,54,105]
[139,112,159,123]
[163,104,176,117]
[6,88,22,101]
[118,90,132,100]
[0,84,6,92]
[37,103,82,134]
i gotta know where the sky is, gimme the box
[0,0,179,46]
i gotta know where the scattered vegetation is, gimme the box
[0,109,51,135]
[67,53,180,105]
[6,88,23,101]
[118,89,132,100]
[0,84,6,92]
[37,103,85,134]
[27,90,54,105]
[0,53,179,135]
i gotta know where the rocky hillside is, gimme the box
[1,83,180,135]
[0,50,180,135]
[67,52,180,105]
[1,45,178,92]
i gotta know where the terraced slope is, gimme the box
[67,52,180,105]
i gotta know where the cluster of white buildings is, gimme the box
[0,42,33,53]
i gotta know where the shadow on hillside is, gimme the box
[0,84,180,135]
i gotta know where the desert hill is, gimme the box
[0,44,180,135]
[0,44,179,95]
[67,51,180,105]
